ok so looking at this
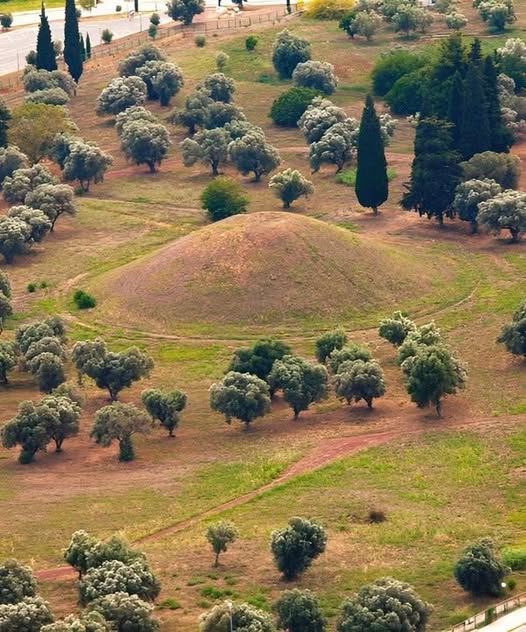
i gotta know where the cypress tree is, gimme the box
[0,98,10,148]
[447,71,464,152]
[86,33,92,59]
[355,95,388,215]
[469,38,483,67]
[64,0,83,83]
[402,117,462,224]
[459,63,490,160]
[79,33,86,61]
[36,3,57,71]
[484,55,513,153]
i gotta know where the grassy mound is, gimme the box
[92,212,457,332]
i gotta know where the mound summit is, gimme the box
[94,212,448,331]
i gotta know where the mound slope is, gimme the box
[93,212,449,330]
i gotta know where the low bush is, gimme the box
[502,547,526,571]
[201,177,249,222]
[73,290,96,309]
[245,35,258,50]
[195,35,206,47]
[305,0,354,19]
[269,87,319,127]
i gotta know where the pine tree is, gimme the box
[0,99,10,148]
[402,117,462,224]
[484,55,513,153]
[36,3,57,71]
[428,32,466,117]
[459,62,490,160]
[79,33,86,61]
[64,0,83,83]
[355,94,388,216]
[86,32,92,59]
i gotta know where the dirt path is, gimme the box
[34,414,506,582]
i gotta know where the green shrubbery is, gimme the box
[270,87,319,127]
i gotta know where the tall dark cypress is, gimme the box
[447,71,464,152]
[484,55,513,153]
[86,32,92,59]
[36,3,57,71]
[459,63,491,160]
[79,33,86,61]
[355,94,388,216]
[469,38,483,67]
[64,0,83,83]
[0,98,10,148]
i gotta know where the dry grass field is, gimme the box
[0,2,525,630]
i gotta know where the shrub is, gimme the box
[270,87,319,127]
[315,328,347,363]
[455,538,508,596]
[0,559,37,605]
[27,283,37,293]
[245,34,258,50]
[0,13,13,29]
[73,290,96,309]
[274,589,326,632]
[293,60,338,95]
[445,11,468,29]
[101,29,113,44]
[270,517,327,579]
[148,24,158,38]
[216,51,229,72]
[372,49,428,97]
[195,34,206,47]
[305,0,355,19]
[368,508,387,523]
[25,88,70,106]
[150,11,160,24]
[461,151,521,189]
[201,177,249,222]
[497,301,526,358]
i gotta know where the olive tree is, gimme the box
[79,560,160,605]
[228,338,291,392]
[199,73,235,103]
[91,403,151,461]
[199,602,274,632]
[37,393,81,451]
[0,560,36,605]
[0,597,54,632]
[478,189,526,242]
[137,60,184,106]
[292,61,338,95]
[352,10,383,40]
[15,316,65,355]
[89,592,159,632]
[269,169,313,208]
[337,577,431,632]
[309,120,358,173]
[0,271,12,333]
[333,359,386,408]
[206,520,239,566]
[42,612,110,632]
[401,344,467,416]
[96,77,147,116]
[121,120,171,173]
[452,178,502,233]
[181,128,229,175]
[119,44,166,77]
[270,517,327,580]
[378,311,417,347]
[209,371,271,429]
[298,97,349,144]
[497,300,526,358]
[272,30,311,79]
[169,89,213,135]
[23,69,76,96]
[315,329,347,363]
[166,0,205,25]
[0,217,31,263]
[498,38,526,90]
[25,183,76,231]
[445,11,468,29]
[396,322,443,365]
[73,338,153,400]
[7,206,52,244]
[141,388,187,437]
[115,106,157,136]
[0,146,28,187]
[273,589,326,632]
[206,102,246,130]
[1,400,52,462]
[477,0,515,32]
[228,130,281,182]
[0,342,17,383]
[269,355,328,419]
[64,530,98,578]
[63,141,113,192]
[2,164,57,205]
[461,151,520,189]
[454,538,507,596]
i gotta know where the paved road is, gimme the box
[479,607,526,632]
[0,11,173,75]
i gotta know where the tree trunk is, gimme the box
[108,387,118,401]
[372,206,378,216]
[283,201,290,209]
[214,551,220,567]
[212,163,219,176]
[435,398,442,418]
[510,227,520,243]
[293,408,300,420]
[253,170,261,182]
[148,161,157,173]
[54,438,63,452]
[366,398,373,409]
[470,220,478,234]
